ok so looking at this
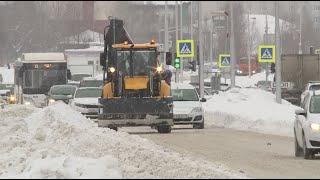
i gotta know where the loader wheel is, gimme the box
[157,125,171,134]
[108,125,118,131]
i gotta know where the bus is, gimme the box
[14,53,69,107]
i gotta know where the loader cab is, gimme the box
[101,42,168,97]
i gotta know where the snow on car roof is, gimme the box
[21,53,65,62]
[171,82,195,89]
[77,87,102,90]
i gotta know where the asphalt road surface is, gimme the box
[121,125,320,178]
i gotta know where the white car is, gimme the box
[172,83,206,129]
[294,90,320,159]
[69,87,102,119]
[300,82,320,106]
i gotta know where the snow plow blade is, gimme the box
[97,97,173,127]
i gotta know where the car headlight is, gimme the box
[191,107,202,114]
[48,99,55,104]
[311,123,320,131]
[9,95,15,102]
[252,70,256,73]
[237,70,242,73]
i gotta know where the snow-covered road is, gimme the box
[131,126,320,178]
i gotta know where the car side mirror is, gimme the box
[100,52,107,68]
[200,98,207,102]
[295,109,306,116]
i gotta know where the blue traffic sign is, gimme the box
[258,45,275,63]
[219,54,231,68]
[176,40,194,58]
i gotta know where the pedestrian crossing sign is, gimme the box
[258,45,275,63]
[176,40,194,58]
[219,54,231,68]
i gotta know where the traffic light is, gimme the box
[189,61,196,71]
[174,57,181,69]
[165,52,172,65]
[270,63,275,73]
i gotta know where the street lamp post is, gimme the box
[175,1,179,82]
[230,1,236,88]
[164,1,168,65]
[198,1,204,99]
[180,1,183,81]
[275,1,282,104]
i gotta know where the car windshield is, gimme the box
[172,89,199,101]
[50,86,76,96]
[309,95,320,113]
[0,84,13,90]
[72,74,91,81]
[309,85,320,91]
[80,80,103,87]
[75,88,102,98]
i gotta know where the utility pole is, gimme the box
[190,1,193,41]
[265,14,269,81]
[180,1,183,81]
[299,4,302,54]
[175,1,179,82]
[275,1,282,104]
[210,16,213,67]
[230,1,236,88]
[247,7,251,78]
[198,1,204,98]
[164,1,169,65]
[190,1,194,65]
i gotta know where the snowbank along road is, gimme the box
[0,102,245,179]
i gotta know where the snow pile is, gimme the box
[0,102,246,178]
[0,67,14,84]
[213,71,274,88]
[204,88,300,137]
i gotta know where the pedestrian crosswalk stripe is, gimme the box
[180,43,191,54]
[261,48,272,59]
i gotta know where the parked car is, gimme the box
[79,78,103,88]
[67,73,92,87]
[171,83,206,129]
[255,80,272,92]
[294,90,320,159]
[0,84,15,104]
[47,85,77,105]
[300,81,320,106]
[69,87,102,119]
[72,73,92,82]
